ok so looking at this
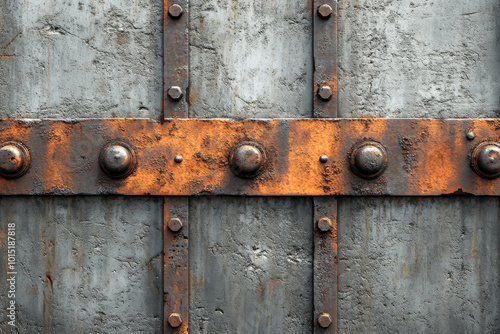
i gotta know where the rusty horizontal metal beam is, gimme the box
[0,118,499,196]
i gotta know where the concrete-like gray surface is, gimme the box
[338,0,500,119]
[0,0,499,333]
[189,0,313,118]
[0,1,164,333]
[0,197,163,333]
[189,197,313,333]
[0,0,163,119]
[338,197,500,333]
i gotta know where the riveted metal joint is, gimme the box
[99,142,137,179]
[318,85,333,101]
[317,217,333,232]
[167,86,183,100]
[318,4,333,19]
[229,141,267,179]
[168,4,184,18]
[350,141,388,179]
[168,313,183,328]
[317,313,332,328]
[471,141,500,179]
[168,218,183,232]
[0,141,31,179]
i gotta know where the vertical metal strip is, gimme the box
[164,198,189,333]
[164,0,189,119]
[313,197,338,333]
[313,0,338,332]
[164,0,189,332]
[313,0,338,118]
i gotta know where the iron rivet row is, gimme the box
[1,140,499,180]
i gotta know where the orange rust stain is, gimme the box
[163,0,169,19]
[414,247,418,262]
[332,223,338,255]
[145,261,154,272]
[45,273,54,290]
[145,254,160,272]
[43,122,74,192]
[116,31,129,44]
[402,263,408,278]
[43,272,54,330]
[471,249,476,264]
[308,0,313,17]
[188,88,196,106]
[269,278,284,295]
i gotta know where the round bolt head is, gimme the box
[168,313,183,328]
[317,313,332,328]
[0,142,30,179]
[466,131,475,140]
[168,4,184,18]
[229,142,267,179]
[350,141,388,179]
[318,86,333,100]
[174,155,183,163]
[168,218,183,232]
[319,155,328,163]
[471,142,500,179]
[168,86,183,100]
[99,143,136,179]
[318,4,333,18]
[317,217,332,232]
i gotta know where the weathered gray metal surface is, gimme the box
[338,0,500,119]
[0,0,163,119]
[0,197,163,333]
[189,197,313,333]
[189,0,313,118]
[338,197,500,333]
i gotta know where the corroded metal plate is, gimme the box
[0,118,498,196]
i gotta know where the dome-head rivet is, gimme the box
[229,142,267,179]
[99,142,137,179]
[471,141,500,179]
[0,141,31,179]
[350,141,388,179]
